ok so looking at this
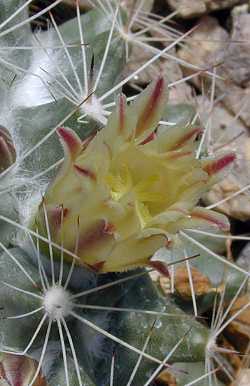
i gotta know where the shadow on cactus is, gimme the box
[0,76,242,386]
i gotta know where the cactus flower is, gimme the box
[34,77,235,273]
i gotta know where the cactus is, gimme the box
[0,2,249,386]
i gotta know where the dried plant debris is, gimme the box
[166,0,248,19]
[231,369,250,386]
[197,97,250,221]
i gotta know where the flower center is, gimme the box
[106,163,165,227]
[43,286,72,321]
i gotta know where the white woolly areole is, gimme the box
[79,94,107,125]
[43,286,72,321]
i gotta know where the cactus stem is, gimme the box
[71,254,200,301]
[72,303,193,319]
[71,268,153,300]
[70,310,171,368]
[1,314,47,356]
[27,320,52,386]
[143,327,192,386]
[0,240,37,287]
[180,231,250,278]
[126,320,155,386]
[0,1,63,39]
[0,214,81,262]
[186,366,219,386]
[29,158,63,182]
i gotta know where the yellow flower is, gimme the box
[34,78,235,273]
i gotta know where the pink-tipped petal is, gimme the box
[157,124,202,154]
[74,164,96,181]
[170,127,202,151]
[48,206,69,232]
[135,77,167,138]
[139,131,156,145]
[57,127,82,160]
[77,220,112,253]
[87,260,106,272]
[149,260,170,277]
[165,150,192,160]
[203,153,236,176]
[191,208,230,232]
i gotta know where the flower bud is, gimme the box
[0,353,47,386]
[0,125,16,172]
